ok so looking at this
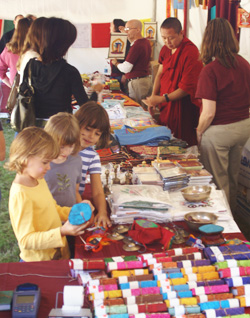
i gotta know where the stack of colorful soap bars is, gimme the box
[69,245,250,318]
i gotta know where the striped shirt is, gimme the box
[79,146,101,194]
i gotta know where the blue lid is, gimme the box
[199,224,224,234]
[69,203,92,225]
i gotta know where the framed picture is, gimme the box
[144,22,157,41]
[108,33,128,59]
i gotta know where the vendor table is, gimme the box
[0,260,77,318]
[0,229,247,317]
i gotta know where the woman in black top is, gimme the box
[22,17,94,122]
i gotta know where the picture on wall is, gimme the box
[144,22,157,41]
[108,33,128,59]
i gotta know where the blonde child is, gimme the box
[5,127,93,262]
[44,112,82,206]
[75,101,112,228]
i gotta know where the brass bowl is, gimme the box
[181,185,211,202]
[184,212,218,231]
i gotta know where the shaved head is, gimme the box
[129,19,142,31]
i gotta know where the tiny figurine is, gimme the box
[125,171,133,185]
[103,169,111,196]
[112,164,121,184]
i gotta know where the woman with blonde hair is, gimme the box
[0,17,32,87]
[196,18,250,225]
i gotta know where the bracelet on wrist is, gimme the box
[164,93,170,102]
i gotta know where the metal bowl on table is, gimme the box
[184,211,218,231]
[181,185,211,202]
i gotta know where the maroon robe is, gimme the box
[158,37,203,146]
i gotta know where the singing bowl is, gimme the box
[184,211,218,231]
[181,185,211,202]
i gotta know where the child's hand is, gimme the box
[60,220,90,237]
[81,199,95,212]
[94,212,112,229]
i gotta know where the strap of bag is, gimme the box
[27,59,34,94]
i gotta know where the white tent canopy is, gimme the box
[0,0,249,74]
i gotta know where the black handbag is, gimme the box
[10,60,36,132]
[6,72,20,113]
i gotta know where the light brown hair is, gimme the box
[200,18,239,68]
[5,127,59,174]
[17,17,47,70]
[7,18,32,54]
[74,101,110,149]
[44,112,80,155]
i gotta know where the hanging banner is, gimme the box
[91,23,110,48]
[238,8,250,28]
[173,0,191,10]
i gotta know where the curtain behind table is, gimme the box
[208,0,241,39]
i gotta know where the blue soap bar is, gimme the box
[69,203,92,225]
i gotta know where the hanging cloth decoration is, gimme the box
[166,0,172,18]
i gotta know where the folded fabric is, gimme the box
[204,245,250,263]
[204,308,245,318]
[191,284,229,296]
[215,260,250,269]
[224,276,250,287]
[231,285,250,296]
[168,305,200,315]
[196,293,234,303]
[124,294,163,305]
[219,266,250,278]
[187,280,225,289]
[114,125,171,146]
[181,265,216,275]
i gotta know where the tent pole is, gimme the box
[152,0,156,22]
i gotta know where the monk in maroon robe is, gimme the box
[145,18,203,146]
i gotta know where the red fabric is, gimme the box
[138,302,168,313]
[0,20,3,36]
[91,23,110,48]
[196,55,250,125]
[125,38,151,79]
[128,220,175,249]
[0,260,76,318]
[158,37,203,146]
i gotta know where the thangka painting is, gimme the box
[144,22,157,41]
[238,8,250,28]
[108,33,128,59]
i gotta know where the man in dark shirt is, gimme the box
[0,14,23,54]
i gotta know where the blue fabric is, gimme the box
[69,203,92,225]
[114,125,171,146]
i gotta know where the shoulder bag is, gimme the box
[6,72,20,113]
[10,60,36,132]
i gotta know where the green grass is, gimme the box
[0,119,20,262]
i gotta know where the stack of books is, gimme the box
[187,169,213,186]
[153,162,189,191]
